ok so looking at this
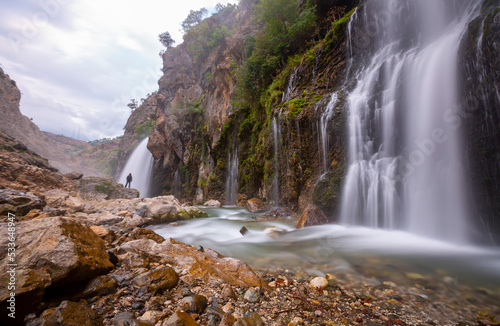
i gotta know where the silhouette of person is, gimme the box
[125,173,132,188]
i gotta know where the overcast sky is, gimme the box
[0,0,237,141]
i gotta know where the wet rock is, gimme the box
[203,199,222,207]
[221,284,237,300]
[259,206,297,220]
[119,238,266,288]
[294,204,329,229]
[34,300,102,326]
[246,198,269,213]
[113,311,154,326]
[240,226,249,235]
[0,188,45,215]
[0,216,113,321]
[162,311,199,326]
[309,277,329,289]
[236,193,248,206]
[132,266,179,295]
[65,171,84,180]
[244,288,260,303]
[179,295,207,313]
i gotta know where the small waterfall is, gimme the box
[319,93,338,172]
[225,136,238,205]
[173,169,181,199]
[119,137,154,198]
[340,0,483,243]
[282,68,299,102]
[271,117,281,205]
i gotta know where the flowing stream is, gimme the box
[150,207,500,292]
[119,137,154,198]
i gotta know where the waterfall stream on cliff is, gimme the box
[339,0,482,242]
[119,137,154,198]
[272,117,281,204]
[226,136,239,205]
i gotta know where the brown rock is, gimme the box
[162,311,199,326]
[0,216,113,320]
[0,188,45,215]
[221,284,237,300]
[294,204,329,229]
[236,193,248,206]
[119,238,266,288]
[133,266,179,295]
[246,198,270,213]
[34,300,102,326]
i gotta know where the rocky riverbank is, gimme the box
[1,134,499,325]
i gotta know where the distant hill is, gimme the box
[0,67,119,177]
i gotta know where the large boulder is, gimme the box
[118,238,266,288]
[147,196,207,223]
[78,176,139,201]
[203,199,222,207]
[294,204,329,229]
[108,187,140,200]
[246,198,269,213]
[132,267,179,295]
[0,188,45,215]
[0,217,113,322]
[29,300,102,326]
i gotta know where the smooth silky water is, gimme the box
[150,207,500,298]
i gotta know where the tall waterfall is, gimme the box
[226,136,239,205]
[340,0,483,242]
[119,137,154,198]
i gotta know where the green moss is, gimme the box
[95,180,116,194]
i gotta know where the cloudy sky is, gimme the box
[0,0,237,141]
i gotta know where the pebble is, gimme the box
[244,288,260,303]
[309,277,329,289]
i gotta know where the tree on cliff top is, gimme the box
[182,8,209,32]
[159,31,175,48]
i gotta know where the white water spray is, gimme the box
[119,137,154,198]
[340,0,482,243]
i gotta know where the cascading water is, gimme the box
[271,117,281,205]
[173,169,181,199]
[318,93,338,173]
[226,135,239,205]
[119,137,154,198]
[340,0,483,243]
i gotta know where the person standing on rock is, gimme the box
[125,173,132,188]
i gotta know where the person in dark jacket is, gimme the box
[125,173,132,188]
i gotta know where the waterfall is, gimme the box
[226,136,238,205]
[319,93,338,173]
[119,137,154,198]
[173,169,181,199]
[340,0,483,242]
[272,117,281,205]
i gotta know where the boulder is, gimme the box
[65,172,84,180]
[246,198,269,213]
[108,187,140,200]
[132,267,179,295]
[31,300,102,326]
[203,199,222,207]
[147,196,207,223]
[0,188,45,215]
[294,204,329,229]
[119,238,265,288]
[0,217,113,320]
[236,193,248,206]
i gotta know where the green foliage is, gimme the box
[182,8,209,32]
[158,31,175,48]
[134,119,155,139]
[95,180,116,194]
[185,19,231,64]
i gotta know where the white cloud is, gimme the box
[0,0,238,141]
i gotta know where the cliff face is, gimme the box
[460,2,500,242]
[148,2,257,202]
[147,0,354,211]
